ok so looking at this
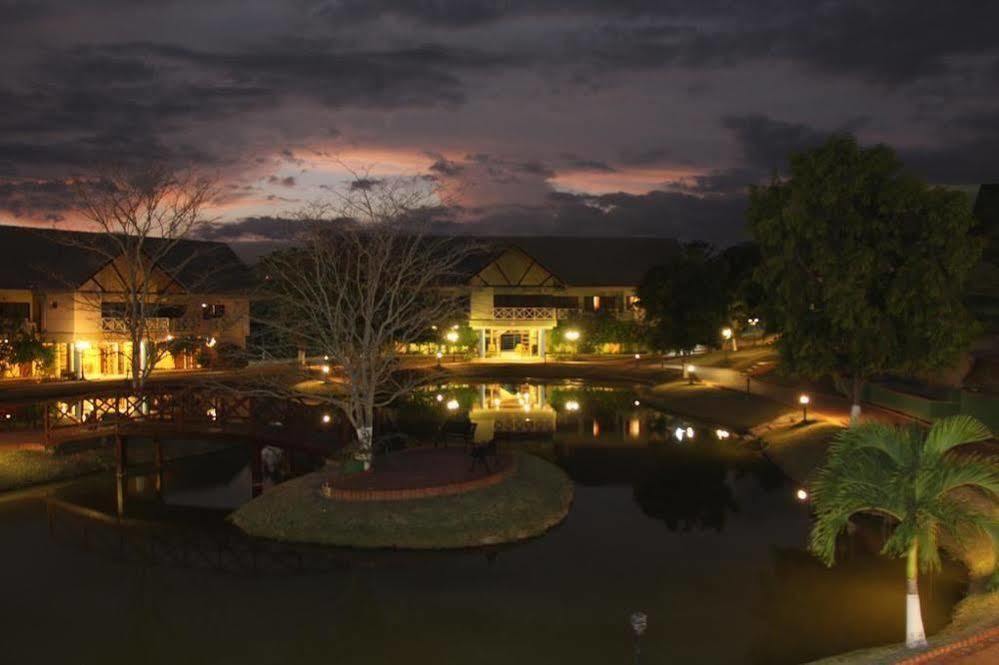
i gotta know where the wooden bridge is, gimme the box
[0,384,351,495]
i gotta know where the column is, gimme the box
[479,329,486,358]
[538,329,546,359]
[73,345,83,379]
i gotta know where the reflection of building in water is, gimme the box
[470,383,555,440]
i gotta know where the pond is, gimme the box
[0,381,966,665]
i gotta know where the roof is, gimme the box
[464,236,682,286]
[230,235,681,287]
[0,225,252,293]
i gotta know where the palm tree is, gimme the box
[809,415,999,649]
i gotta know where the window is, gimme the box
[202,303,226,319]
[493,294,577,308]
[0,302,29,320]
[101,303,186,318]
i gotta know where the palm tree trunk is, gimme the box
[906,542,928,649]
[850,375,864,426]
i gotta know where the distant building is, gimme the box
[0,225,251,379]
[460,237,679,358]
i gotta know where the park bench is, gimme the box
[434,419,477,448]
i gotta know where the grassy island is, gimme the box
[230,451,574,549]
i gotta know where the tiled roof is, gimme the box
[0,225,251,292]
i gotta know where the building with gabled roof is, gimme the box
[0,225,252,379]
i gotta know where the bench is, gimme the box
[435,419,477,448]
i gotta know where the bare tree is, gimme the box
[67,163,222,390]
[257,173,476,468]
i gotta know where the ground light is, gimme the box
[630,611,648,664]
[799,393,810,422]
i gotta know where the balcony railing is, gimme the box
[101,317,177,336]
[492,307,556,320]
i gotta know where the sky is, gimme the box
[1,0,998,245]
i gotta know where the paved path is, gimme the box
[662,362,920,426]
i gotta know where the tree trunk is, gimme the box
[355,425,373,471]
[906,543,928,649]
[850,375,864,426]
[131,338,142,392]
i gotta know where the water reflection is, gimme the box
[0,381,969,665]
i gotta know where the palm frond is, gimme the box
[924,415,992,458]
[825,422,912,468]
[931,454,999,499]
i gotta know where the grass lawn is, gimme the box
[684,345,779,372]
[0,438,237,495]
[230,452,574,549]
[761,420,844,484]
[645,381,793,431]
[0,448,114,493]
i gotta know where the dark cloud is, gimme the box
[208,189,746,247]
[2,1,998,237]
[348,178,383,191]
[0,179,76,222]
[722,114,831,173]
[560,154,616,173]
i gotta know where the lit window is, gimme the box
[202,303,226,320]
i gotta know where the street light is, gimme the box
[565,400,580,412]
[721,327,733,357]
[796,488,809,502]
[799,393,810,423]
[445,330,459,361]
[564,329,581,360]
[630,612,648,665]
[684,363,696,385]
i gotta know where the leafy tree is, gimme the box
[0,325,54,377]
[809,415,998,649]
[749,135,983,423]
[637,243,729,355]
[720,241,766,337]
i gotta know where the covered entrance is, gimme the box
[484,328,548,359]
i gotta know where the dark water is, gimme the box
[0,382,966,665]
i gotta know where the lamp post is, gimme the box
[564,329,580,360]
[435,350,443,368]
[630,612,648,665]
[684,363,696,385]
[799,394,810,423]
[721,327,733,358]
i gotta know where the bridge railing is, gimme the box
[40,385,346,451]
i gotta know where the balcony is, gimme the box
[491,307,556,321]
[101,317,180,337]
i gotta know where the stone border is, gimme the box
[319,455,517,502]
[895,624,999,664]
